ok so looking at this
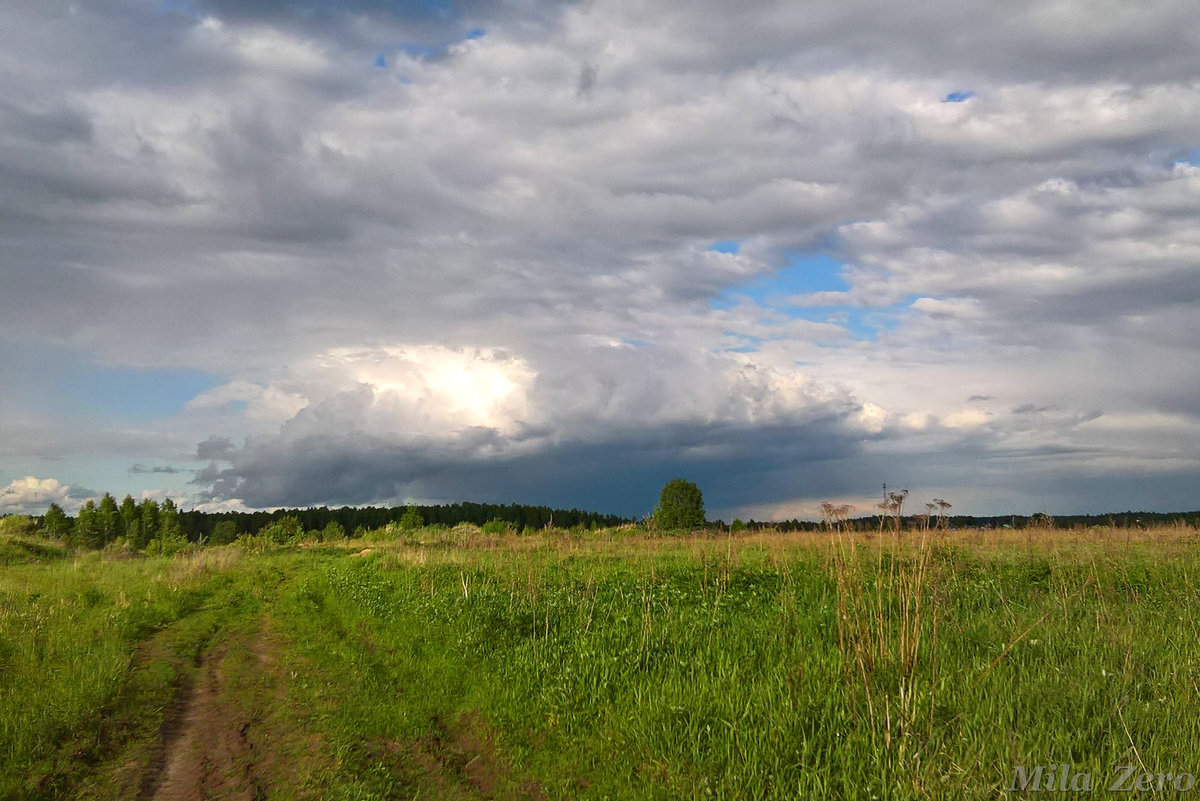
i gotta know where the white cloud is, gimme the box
[0,477,92,515]
[2,0,1200,516]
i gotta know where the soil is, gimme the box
[143,647,253,799]
[139,624,285,801]
[119,618,532,800]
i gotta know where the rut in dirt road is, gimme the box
[142,625,282,801]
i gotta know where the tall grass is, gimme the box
[4,526,1200,799]
[833,525,939,775]
[266,525,1200,799]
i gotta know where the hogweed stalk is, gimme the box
[833,518,940,768]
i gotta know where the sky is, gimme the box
[2,0,1199,522]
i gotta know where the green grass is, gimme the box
[0,547,280,799]
[0,531,69,566]
[3,527,1200,799]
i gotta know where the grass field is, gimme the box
[2,524,1200,799]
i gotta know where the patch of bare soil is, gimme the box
[144,642,257,800]
[141,620,306,801]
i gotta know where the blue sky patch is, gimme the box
[1177,149,1200,166]
[943,91,975,103]
[779,251,848,295]
[397,41,441,59]
[709,239,741,254]
[711,252,916,340]
[65,365,221,420]
[712,251,848,310]
[2,342,221,422]
[390,26,485,61]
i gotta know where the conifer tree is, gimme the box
[74,499,100,549]
[96,493,119,546]
[158,498,182,541]
[135,498,159,551]
[119,495,138,543]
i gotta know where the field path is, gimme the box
[144,622,281,801]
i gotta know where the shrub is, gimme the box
[210,520,240,545]
[481,519,512,535]
[145,532,190,557]
[398,506,424,531]
[261,515,303,544]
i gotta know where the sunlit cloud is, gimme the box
[2,0,1199,518]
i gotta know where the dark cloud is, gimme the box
[196,436,237,460]
[576,61,597,98]
[3,0,1200,516]
[612,1,1200,84]
[192,414,863,516]
[0,102,93,145]
[130,464,186,475]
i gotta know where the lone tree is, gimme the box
[653,478,705,530]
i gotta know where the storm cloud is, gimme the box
[2,0,1199,517]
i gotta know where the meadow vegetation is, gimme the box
[2,519,1199,799]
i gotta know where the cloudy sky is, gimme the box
[2,0,1199,521]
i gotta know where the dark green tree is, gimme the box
[146,498,188,555]
[135,498,159,551]
[158,498,182,541]
[119,495,138,543]
[74,500,100,548]
[210,520,240,545]
[653,478,705,530]
[398,506,424,531]
[261,515,302,544]
[96,493,120,546]
[42,503,70,539]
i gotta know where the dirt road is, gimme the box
[140,623,287,801]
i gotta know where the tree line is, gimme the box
[40,495,186,552]
[15,480,1199,553]
[28,495,633,550]
[730,510,1200,532]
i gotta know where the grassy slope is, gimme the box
[2,527,1200,799]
